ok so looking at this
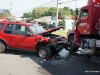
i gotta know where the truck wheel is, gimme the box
[64,44,69,50]
[0,41,6,53]
[38,46,51,59]
[68,36,79,53]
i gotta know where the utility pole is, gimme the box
[76,0,77,9]
[56,0,59,27]
[10,2,12,19]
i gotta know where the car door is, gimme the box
[78,8,89,34]
[3,24,14,47]
[11,24,36,50]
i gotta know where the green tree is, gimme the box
[63,6,71,15]
[23,12,31,18]
[31,7,49,19]
[0,10,11,18]
[46,7,56,16]
[70,9,74,16]
[58,17,65,30]
[23,6,75,21]
[72,8,80,20]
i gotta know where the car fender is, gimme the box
[40,38,50,43]
[36,38,50,50]
[0,38,7,46]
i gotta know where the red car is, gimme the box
[0,21,66,59]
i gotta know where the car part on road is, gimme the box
[54,54,60,60]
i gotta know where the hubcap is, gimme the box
[0,44,3,50]
[71,40,75,47]
[70,39,75,50]
[39,49,46,58]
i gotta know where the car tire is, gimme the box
[38,46,51,59]
[0,41,6,53]
[68,36,79,53]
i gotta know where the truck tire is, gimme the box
[68,36,79,53]
[38,46,51,59]
[0,41,6,53]
[64,44,69,50]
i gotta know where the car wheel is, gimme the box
[0,41,6,53]
[68,36,79,53]
[38,46,51,59]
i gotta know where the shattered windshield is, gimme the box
[29,25,44,34]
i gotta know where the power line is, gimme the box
[16,0,39,9]
[12,0,56,13]
[13,3,57,15]
[60,3,76,7]
[13,0,76,14]
[59,0,77,4]
[12,0,77,16]
[58,0,79,8]
[12,4,57,16]
[59,0,76,5]
[37,0,56,7]
[13,4,56,14]
[38,0,77,8]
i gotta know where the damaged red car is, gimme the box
[0,21,66,59]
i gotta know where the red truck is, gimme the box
[66,0,100,56]
[0,21,66,59]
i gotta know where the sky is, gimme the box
[0,0,88,17]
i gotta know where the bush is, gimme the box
[58,18,65,30]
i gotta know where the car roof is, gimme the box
[0,21,33,26]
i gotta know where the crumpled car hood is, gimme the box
[41,26,64,34]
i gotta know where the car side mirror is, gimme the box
[26,32,32,36]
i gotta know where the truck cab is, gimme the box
[77,1,100,35]
[66,0,100,56]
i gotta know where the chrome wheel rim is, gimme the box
[39,49,46,58]
[0,43,3,51]
[71,40,74,48]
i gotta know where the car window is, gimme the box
[14,25,30,35]
[0,24,4,31]
[81,9,88,20]
[29,26,37,34]
[29,25,44,34]
[4,24,13,34]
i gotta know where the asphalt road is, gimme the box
[0,49,100,75]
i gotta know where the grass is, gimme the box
[52,30,67,37]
